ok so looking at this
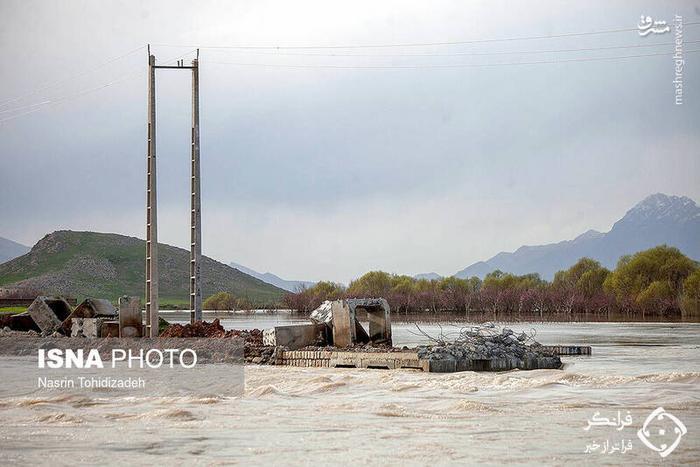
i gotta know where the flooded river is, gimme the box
[1,317,698,465]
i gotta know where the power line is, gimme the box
[0,45,146,110]
[206,48,700,70]
[1,44,692,124]
[0,71,144,124]
[0,50,196,125]
[208,38,700,58]
[152,21,700,50]
[11,41,681,117]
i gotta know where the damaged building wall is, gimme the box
[309,298,392,348]
[27,296,72,334]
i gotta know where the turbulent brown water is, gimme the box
[1,318,698,465]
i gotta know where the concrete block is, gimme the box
[310,298,392,347]
[263,323,326,350]
[262,328,276,346]
[70,318,106,338]
[428,359,457,373]
[61,298,117,333]
[27,296,72,333]
[331,301,355,347]
[72,298,117,318]
[309,300,333,324]
[118,296,142,337]
[71,318,83,337]
[348,298,392,346]
[82,318,102,338]
[354,318,370,344]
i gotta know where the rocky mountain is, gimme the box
[455,194,700,280]
[0,236,30,264]
[229,261,315,292]
[0,231,286,304]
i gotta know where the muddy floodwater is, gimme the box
[1,317,699,465]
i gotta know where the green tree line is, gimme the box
[282,245,700,318]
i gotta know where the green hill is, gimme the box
[0,230,285,305]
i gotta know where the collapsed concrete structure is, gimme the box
[63,298,118,337]
[312,298,392,347]
[264,299,392,350]
[27,296,72,334]
[118,296,143,337]
[263,300,586,372]
[6,296,143,338]
[263,323,326,349]
[2,295,591,373]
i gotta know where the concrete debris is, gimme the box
[309,300,333,324]
[160,319,273,364]
[350,298,392,345]
[415,325,562,371]
[0,327,39,337]
[72,298,117,318]
[262,323,327,350]
[27,296,72,334]
[118,296,142,337]
[70,318,109,338]
[61,298,117,333]
[309,298,392,347]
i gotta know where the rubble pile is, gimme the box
[160,320,274,364]
[299,343,408,353]
[415,324,562,369]
[160,318,228,338]
[0,327,39,337]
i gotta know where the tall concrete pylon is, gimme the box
[190,55,202,323]
[146,48,202,335]
[145,51,159,337]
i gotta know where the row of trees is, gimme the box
[202,291,253,311]
[282,245,700,318]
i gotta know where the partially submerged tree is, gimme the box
[203,291,237,311]
[280,245,698,318]
[604,245,698,314]
[681,269,700,317]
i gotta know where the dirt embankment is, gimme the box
[160,319,273,364]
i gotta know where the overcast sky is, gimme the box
[0,0,698,283]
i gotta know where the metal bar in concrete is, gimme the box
[145,52,159,337]
[189,55,202,323]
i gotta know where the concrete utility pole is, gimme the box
[145,49,159,337]
[190,53,202,323]
[145,47,203,334]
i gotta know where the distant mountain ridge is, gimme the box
[414,272,442,280]
[0,236,29,264]
[229,262,315,292]
[0,231,285,303]
[455,193,700,280]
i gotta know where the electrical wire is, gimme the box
[152,21,700,50]
[0,45,146,110]
[0,50,196,125]
[206,48,700,70]
[205,38,700,58]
